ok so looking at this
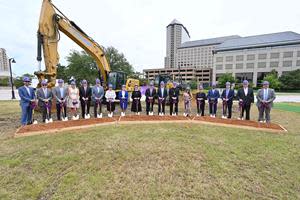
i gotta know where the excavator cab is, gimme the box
[108,72,126,91]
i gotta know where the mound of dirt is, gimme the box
[16,114,286,136]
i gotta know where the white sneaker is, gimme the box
[210,114,213,117]
[162,113,165,116]
[237,117,242,120]
[75,115,79,120]
[64,117,68,121]
[149,112,153,116]
[72,116,76,120]
[196,114,199,117]
[45,119,49,124]
[259,120,264,123]
[183,113,186,117]
[137,112,140,115]
[49,118,53,123]
[33,120,38,124]
[123,112,126,117]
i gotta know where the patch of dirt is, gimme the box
[17,117,118,134]
[15,114,285,136]
[120,115,190,121]
[193,116,284,131]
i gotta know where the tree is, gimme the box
[64,47,135,85]
[56,63,68,82]
[14,73,35,88]
[279,69,300,90]
[104,46,134,76]
[263,74,280,90]
[188,79,198,90]
[217,73,235,87]
[65,50,98,84]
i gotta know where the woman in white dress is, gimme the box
[105,84,116,117]
[67,81,80,120]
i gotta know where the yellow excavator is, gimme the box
[35,0,139,91]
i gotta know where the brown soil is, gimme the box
[120,115,190,121]
[17,117,118,134]
[16,115,285,136]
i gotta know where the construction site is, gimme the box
[0,0,300,199]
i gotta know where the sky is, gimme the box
[1,0,300,76]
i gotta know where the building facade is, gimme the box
[0,48,10,78]
[145,20,300,87]
[213,32,300,86]
[144,67,212,84]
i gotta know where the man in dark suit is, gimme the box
[207,83,220,118]
[79,79,92,119]
[145,81,156,115]
[53,79,68,121]
[221,82,235,119]
[237,80,254,120]
[157,81,168,116]
[37,80,53,123]
[18,76,36,126]
[169,82,180,116]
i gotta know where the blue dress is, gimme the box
[118,90,129,110]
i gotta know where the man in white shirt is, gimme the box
[256,81,276,123]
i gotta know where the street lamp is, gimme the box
[8,58,16,99]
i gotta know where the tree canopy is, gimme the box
[57,46,135,85]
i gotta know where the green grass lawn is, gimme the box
[0,101,300,199]
[274,103,300,113]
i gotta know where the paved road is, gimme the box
[1,89,300,102]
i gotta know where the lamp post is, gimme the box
[8,58,16,99]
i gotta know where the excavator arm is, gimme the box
[35,0,110,87]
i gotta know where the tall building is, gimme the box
[0,48,10,78]
[164,19,190,68]
[213,31,300,86]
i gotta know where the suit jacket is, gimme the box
[37,88,53,107]
[52,86,68,104]
[18,86,35,107]
[79,86,92,101]
[145,88,157,102]
[92,86,104,101]
[196,92,206,102]
[237,87,254,106]
[118,90,129,101]
[221,89,235,104]
[256,88,276,107]
[207,89,220,102]
[157,87,168,99]
[169,87,180,103]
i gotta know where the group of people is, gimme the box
[18,76,276,126]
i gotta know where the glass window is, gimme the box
[225,64,233,69]
[247,54,255,60]
[258,53,267,60]
[257,62,266,68]
[216,65,223,70]
[226,56,233,62]
[246,63,254,69]
[283,51,293,58]
[236,55,244,61]
[270,52,280,59]
[283,60,293,67]
[236,63,243,69]
[297,51,300,57]
[297,60,300,66]
[270,61,279,68]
